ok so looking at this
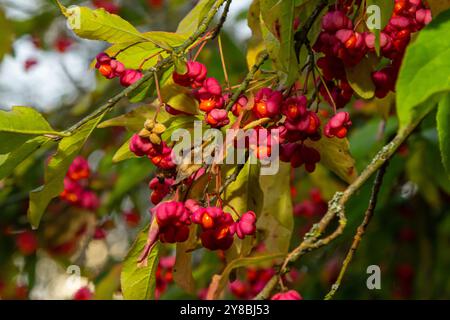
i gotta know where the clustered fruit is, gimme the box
[173,61,230,128]
[95,52,143,87]
[129,120,176,171]
[60,156,99,211]
[150,200,257,251]
[314,0,432,101]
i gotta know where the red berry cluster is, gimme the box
[150,200,257,251]
[95,53,143,87]
[129,117,177,173]
[60,156,99,211]
[149,176,175,205]
[314,0,432,100]
[173,61,230,128]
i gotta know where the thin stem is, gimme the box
[218,35,231,90]
[316,69,337,113]
[225,52,269,112]
[112,42,141,59]
[193,39,208,61]
[138,50,164,70]
[324,161,389,300]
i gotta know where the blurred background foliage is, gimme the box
[0,0,448,300]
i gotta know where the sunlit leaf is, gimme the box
[0,106,61,136]
[176,0,215,35]
[57,1,172,50]
[112,137,137,163]
[396,9,450,129]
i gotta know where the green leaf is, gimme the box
[0,106,61,136]
[105,33,185,70]
[94,264,122,300]
[0,136,53,180]
[206,253,284,299]
[305,137,358,184]
[161,78,199,115]
[345,53,379,99]
[98,104,161,131]
[161,115,200,141]
[176,0,215,35]
[27,112,106,229]
[406,139,442,209]
[260,0,298,86]
[257,162,294,254]
[246,0,265,69]
[396,9,450,129]
[437,93,450,179]
[0,133,32,154]
[223,159,263,257]
[121,226,160,300]
[104,158,153,211]
[112,137,137,163]
[0,10,13,61]
[223,160,263,221]
[173,225,197,294]
[57,2,172,50]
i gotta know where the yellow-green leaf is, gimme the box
[176,0,215,35]
[161,78,199,115]
[28,112,106,229]
[0,136,53,180]
[0,10,13,61]
[57,2,171,50]
[173,225,197,294]
[0,106,61,136]
[257,162,293,254]
[305,137,357,184]
[112,137,137,163]
[396,8,450,129]
[121,226,160,300]
[345,53,379,99]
